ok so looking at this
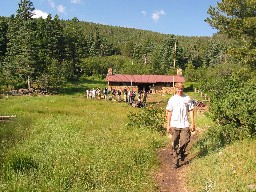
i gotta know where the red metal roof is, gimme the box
[106,74,185,83]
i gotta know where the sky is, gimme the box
[0,0,219,37]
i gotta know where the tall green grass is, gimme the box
[186,106,256,191]
[186,138,256,192]
[0,96,166,191]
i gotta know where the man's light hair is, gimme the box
[175,82,184,89]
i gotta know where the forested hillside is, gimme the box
[0,0,233,92]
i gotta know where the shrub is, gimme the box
[209,78,256,137]
[127,106,166,134]
[198,63,256,141]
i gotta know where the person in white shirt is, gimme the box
[91,88,96,99]
[86,89,89,98]
[166,83,195,169]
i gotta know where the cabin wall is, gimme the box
[108,82,175,94]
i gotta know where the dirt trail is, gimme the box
[155,133,197,192]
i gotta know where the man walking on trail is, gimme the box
[166,83,195,169]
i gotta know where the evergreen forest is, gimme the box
[0,0,232,90]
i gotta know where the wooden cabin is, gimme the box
[106,70,185,94]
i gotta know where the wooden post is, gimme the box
[173,41,177,68]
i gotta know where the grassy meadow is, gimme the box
[0,95,167,191]
[1,80,256,192]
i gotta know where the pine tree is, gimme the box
[0,18,8,85]
[3,0,37,89]
[206,0,256,68]
[0,18,8,60]
[34,15,69,91]
[64,17,87,80]
[159,35,176,74]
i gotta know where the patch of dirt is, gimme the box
[155,132,198,192]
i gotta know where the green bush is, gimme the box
[127,106,166,134]
[198,63,256,142]
[209,78,256,137]
[184,82,197,92]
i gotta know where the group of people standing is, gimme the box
[85,88,101,99]
[85,87,148,107]
[123,89,147,105]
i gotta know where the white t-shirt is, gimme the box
[166,94,194,128]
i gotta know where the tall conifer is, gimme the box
[3,0,37,89]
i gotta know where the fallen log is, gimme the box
[0,115,17,120]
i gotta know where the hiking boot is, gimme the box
[180,153,187,161]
